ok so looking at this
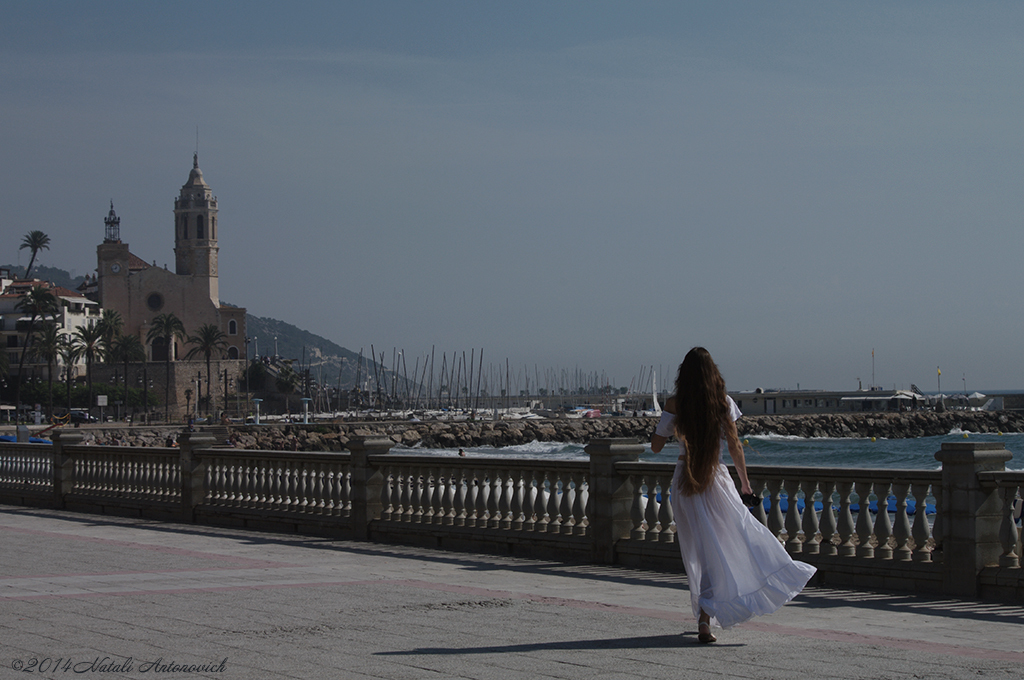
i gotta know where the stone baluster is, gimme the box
[125,457,137,497]
[801,480,821,554]
[817,480,837,556]
[328,462,342,516]
[836,481,856,557]
[644,478,661,541]
[475,470,490,527]
[313,462,326,513]
[997,483,1020,569]
[523,470,538,529]
[557,473,575,535]
[234,460,247,507]
[399,467,414,522]
[657,476,675,543]
[854,481,875,559]
[453,469,468,527]
[298,462,312,511]
[574,472,590,537]
[441,467,457,526]
[533,472,550,532]
[630,474,647,540]
[341,465,352,516]
[490,471,505,530]
[509,470,525,531]
[891,481,913,561]
[910,482,933,562]
[784,479,803,553]
[498,469,513,530]
[546,474,563,534]
[873,482,894,559]
[463,469,479,527]
[766,479,785,539]
[421,467,436,524]
[253,457,267,509]
[390,466,406,522]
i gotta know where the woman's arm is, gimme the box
[650,397,675,453]
[725,419,752,496]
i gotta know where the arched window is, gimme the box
[211,217,216,239]
[228,319,237,335]
[196,215,205,239]
[227,346,239,359]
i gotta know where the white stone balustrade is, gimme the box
[0,435,1019,600]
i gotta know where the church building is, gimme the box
[94,155,246,416]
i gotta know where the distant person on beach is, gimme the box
[651,347,815,644]
[458,448,466,457]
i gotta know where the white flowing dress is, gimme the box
[669,398,816,629]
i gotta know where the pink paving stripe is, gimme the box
[0,524,292,571]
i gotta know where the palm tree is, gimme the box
[30,322,63,419]
[73,321,105,418]
[13,286,58,414]
[184,323,228,418]
[19,230,51,280]
[58,337,81,413]
[97,309,124,361]
[109,333,145,416]
[146,313,186,421]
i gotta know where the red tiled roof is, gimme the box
[51,286,88,300]
[128,252,151,270]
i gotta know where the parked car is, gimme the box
[66,410,98,424]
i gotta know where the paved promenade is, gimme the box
[2,505,1022,679]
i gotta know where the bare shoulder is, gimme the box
[663,396,676,414]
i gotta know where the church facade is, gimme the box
[94,155,246,417]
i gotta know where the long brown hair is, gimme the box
[674,347,731,495]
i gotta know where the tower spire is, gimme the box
[104,200,121,243]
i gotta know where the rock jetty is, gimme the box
[59,410,1024,452]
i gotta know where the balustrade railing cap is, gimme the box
[584,437,643,460]
[935,441,1012,465]
[52,430,85,445]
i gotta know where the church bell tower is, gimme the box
[173,154,219,283]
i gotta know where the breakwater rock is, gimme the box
[737,411,1024,440]
[59,410,1024,451]
[226,411,1024,451]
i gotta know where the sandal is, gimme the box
[698,622,717,644]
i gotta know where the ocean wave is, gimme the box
[745,433,877,442]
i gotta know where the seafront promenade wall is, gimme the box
[1,434,1021,601]
[36,409,1024,450]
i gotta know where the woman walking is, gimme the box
[651,347,815,643]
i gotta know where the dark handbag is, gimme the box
[740,492,760,507]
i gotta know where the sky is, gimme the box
[2,1,1022,393]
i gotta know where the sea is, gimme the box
[398,429,1024,471]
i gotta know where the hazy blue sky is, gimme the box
[3,2,1022,392]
